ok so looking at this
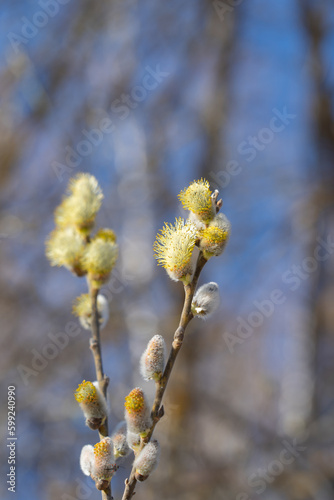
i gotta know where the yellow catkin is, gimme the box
[74,380,97,403]
[153,218,197,282]
[178,178,214,223]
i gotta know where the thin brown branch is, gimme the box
[90,286,113,500]
[121,252,208,500]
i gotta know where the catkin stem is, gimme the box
[90,287,113,500]
[121,252,207,500]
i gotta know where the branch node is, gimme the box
[90,338,98,350]
[174,326,185,346]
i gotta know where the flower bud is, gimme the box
[93,437,117,486]
[55,174,103,234]
[74,380,108,429]
[134,440,160,481]
[82,236,118,288]
[126,430,141,453]
[72,293,109,330]
[192,282,220,319]
[80,444,94,476]
[45,226,86,276]
[178,179,216,224]
[124,387,152,436]
[154,218,197,284]
[199,213,231,259]
[140,335,166,381]
[111,421,130,459]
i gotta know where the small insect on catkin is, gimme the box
[111,421,130,459]
[80,444,94,476]
[134,440,160,482]
[124,387,152,436]
[74,380,108,430]
[93,437,117,490]
[192,282,220,319]
[140,335,166,382]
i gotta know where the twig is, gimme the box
[121,252,208,500]
[90,287,113,500]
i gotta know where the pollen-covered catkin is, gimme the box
[153,218,197,284]
[111,421,130,459]
[178,179,216,224]
[55,173,103,234]
[140,335,166,381]
[199,213,231,259]
[124,388,152,436]
[93,437,116,489]
[134,440,160,481]
[45,226,86,276]
[80,445,94,476]
[73,293,109,330]
[192,282,220,319]
[82,236,118,288]
[74,380,108,429]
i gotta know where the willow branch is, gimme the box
[121,252,208,500]
[90,287,113,500]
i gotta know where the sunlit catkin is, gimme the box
[124,387,152,436]
[178,178,215,224]
[55,173,103,234]
[199,213,231,259]
[133,440,160,481]
[74,380,108,430]
[45,226,86,276]
[192,282,220,319]
[82,235,118,288]
[140,335,166,381]
[93,437,117,489]
[111,421,130,459]
[80,444,94,477]
[153,217,197,284]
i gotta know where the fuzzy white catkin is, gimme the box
[192,282,220,319]
[126,430,141,452]
[134,440,160,479]
[111,421,130,458]
[89,381,108,420]
[140,335,166,381]
[80,445,94,476]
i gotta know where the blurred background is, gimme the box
[1,1,334,499]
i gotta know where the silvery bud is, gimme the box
[140,335,166,382]
[134,440,160,481]
[80,444,94,476]
[191,282,220,319]
[111,421,130,459]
